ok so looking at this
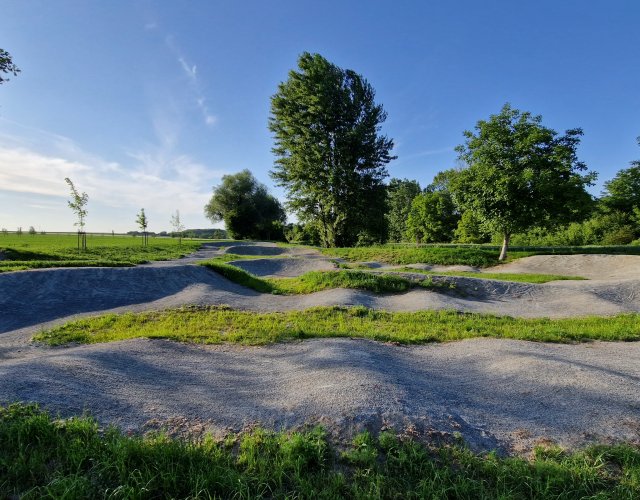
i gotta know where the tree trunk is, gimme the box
[498,233,510,261]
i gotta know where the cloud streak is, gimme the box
[167,36,217,127]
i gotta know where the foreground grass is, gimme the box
[0,234,203,271]
[321,244,640,267]
[33,306,640,346]
[396,267,587,284]
[201,260,437,294]
[1,404,638,499]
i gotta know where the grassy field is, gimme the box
[201,260,441,294]
[0,233,203,272]
[33,306,640,346]
[1,404,638,499]
[320,244,640,267]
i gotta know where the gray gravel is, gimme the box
[1,337,638,453]
[1,242,639,453]
[229,257,337,277]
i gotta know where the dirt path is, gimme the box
[1,242,639,453]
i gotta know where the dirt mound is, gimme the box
[1,265,640,336]
[1,337,638,454]
[225,245,286,256]
[229,258,337,277]
[490,254,640,280]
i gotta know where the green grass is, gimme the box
[320,243,640,267]
[397,267,587,283]
[0,233,203,272]
[201,259,437,294]
[33,306,640,346]
[321,245,507,267]
[1,404,638,499]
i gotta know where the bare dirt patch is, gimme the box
[229,257,337,277]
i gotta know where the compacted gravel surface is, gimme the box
[1,242,639,453]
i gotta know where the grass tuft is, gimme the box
[1,403,638,498]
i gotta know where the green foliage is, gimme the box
[0,48,20,84]
[269,52,394,247]
[135,208,149,247]
[0,233,201,272]
[509,210,637,246]
[64,177,88,231]
[453,103,595,259]
[454,210,492,243]
[386,178,421,242]
[204,169,285,240]
[284,222,321,245]
[34,306,640,346]
[3,404,639,499]
[406,191,459,243]
[601,138,640,214]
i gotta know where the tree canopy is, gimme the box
[0,48,20,84]
[386,178,421,242]
[601,138,640,215]
[204,169,285,240]
[406,191,459,243]
[452,103,595,260]
[269,52,395,247]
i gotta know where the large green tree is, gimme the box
[386,178,421,242]
[269,52,395,247]
[601,137,640,215]
[452,104,595,260]
[406,191,459,243]
[205,170,286,240]
[0,48,20,84]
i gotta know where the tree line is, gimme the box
[205,52,639,259]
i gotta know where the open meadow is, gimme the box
[0,233,204,271]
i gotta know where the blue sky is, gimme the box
[1,0,639,232]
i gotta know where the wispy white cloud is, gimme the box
[166,36,217,127]
[178,57,197,80]
[0,127,225,217]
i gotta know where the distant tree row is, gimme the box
[205,52,638,258]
